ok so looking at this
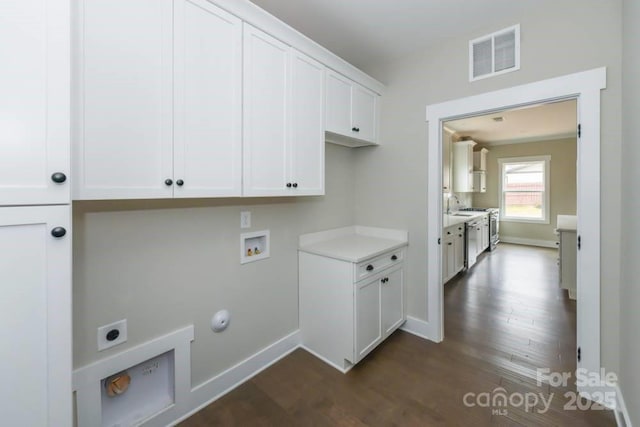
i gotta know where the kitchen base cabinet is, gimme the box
[442,224,465,284]
[299,227,408,372]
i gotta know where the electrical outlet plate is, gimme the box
[98,319,127,351]
[240,211,251,229]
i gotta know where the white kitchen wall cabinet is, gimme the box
[453,140,477,192]
[0,206,71,426]
[325,71,379,147]
[74,0,174,200]
[473,148,489,171]
[173,0,243,198]
[243,24,325,197]
[299,226,408,372]
[473,171,487,193]
[0,0,70,206]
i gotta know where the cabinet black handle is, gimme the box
[51,227,66,238]
[366,265,374,271]
[176,179,184,186]
[448,242,452,246]
[51,172,67,184]
[391,255,398,261]
[352,127,360,132]
[286,183,292,188]
[477,228,480,231]
[292,183,298,188]
[165,179,173,186]
[459,234,462,237]
[381,278,389,283]
[447,231,451,235]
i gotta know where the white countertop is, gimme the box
[443,211,489,228]
[298,226,408,263]
[556,214,577,232]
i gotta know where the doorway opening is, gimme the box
[424,68,606,396]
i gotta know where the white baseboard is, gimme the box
[500,236,558,248]
[614,384,633,427]
[400,316,442,343]
[169,330,301,426]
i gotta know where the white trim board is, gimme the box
[499,237,557,248]
[614,384,633,427]
[425,67,606,398]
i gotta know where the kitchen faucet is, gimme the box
[446,194,461,214]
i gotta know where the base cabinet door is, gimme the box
[454,231,465,273]
[0,206,71,426]
[355,277,382,361]
[382,267,404,336]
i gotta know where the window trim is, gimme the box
[469,24,521,82]
[498,155,551,224]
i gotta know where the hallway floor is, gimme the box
[180,244,615,426]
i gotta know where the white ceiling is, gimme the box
[444,99,578,145]
[249,0,555,69]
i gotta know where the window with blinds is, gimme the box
[470,25,520,81]
[498,156,550,223]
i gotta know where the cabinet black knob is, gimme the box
[51,172,67,184]
[366,264,374,271]
[292,183,298,188]
[391,255,398,261]
[459,234,462,237]
[448,242,452,246]
[165,179,173,186]
[447,231,451,235]
[51,227,66,238]
[286,183,292,188]
[352,127,360,132]
[176,179,184,186]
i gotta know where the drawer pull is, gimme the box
[366,265,374,271]
[391,255,398,261]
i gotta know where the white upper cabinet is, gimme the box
[453,140,477,193]
[0,0,70,206]
[75,0,174,200]
[243,25,325,197]
[243,24,290,197]
[290,50,325,196]
[325,70,379,147]
[173,0,242,198]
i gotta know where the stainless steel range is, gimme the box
[460,207,499,251]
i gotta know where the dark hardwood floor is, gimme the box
[179,243,615,426]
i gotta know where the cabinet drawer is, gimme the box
[355,249,404,282]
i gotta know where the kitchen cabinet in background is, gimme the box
[325,71,379,147]
[453,140,477,192]
[473,171,487,193]
[442,223,465,284]
[473,147,489,171]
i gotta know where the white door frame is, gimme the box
[425,68,606,394]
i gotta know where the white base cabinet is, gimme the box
[442,223,465,284]
[300,250,405,372]
[0,206,71,426]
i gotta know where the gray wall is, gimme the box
[621,0,639,421]
[357,0,621,374]
[473,138,577,243]
[73,143,355,386]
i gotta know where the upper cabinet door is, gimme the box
[243,24,290,197]
[325,71,352,136]
[75,0,173,200]
[173,0,242,198]
[351,84,378,143]
[290,50,325,196]
[0,0,70,206]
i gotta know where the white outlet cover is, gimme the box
[240,211,251,229]
[98,319,127,351]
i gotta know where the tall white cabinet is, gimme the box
[0,0,71,424]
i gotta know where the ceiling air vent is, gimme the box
[469,24,520,82]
